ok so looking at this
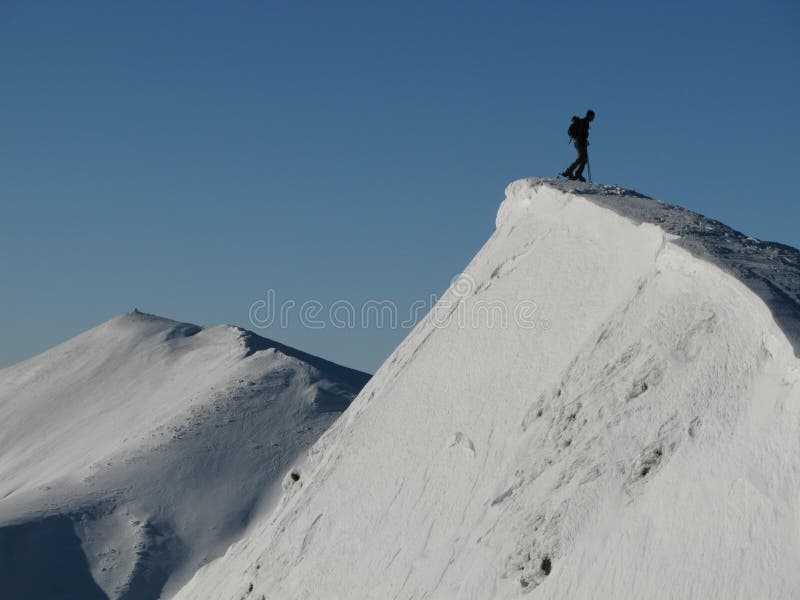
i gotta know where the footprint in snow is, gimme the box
[447,432,476,457]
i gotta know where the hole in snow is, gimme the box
[638,447,663,479]
[541,556,552,575]
[688,417,702,439]
[627,379,649,401]
[290,471,300,482]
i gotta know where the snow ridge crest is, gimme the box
[502,178,800,355]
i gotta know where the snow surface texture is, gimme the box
[0,311,369,599]
[175,179,800,600]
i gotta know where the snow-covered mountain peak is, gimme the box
[97,309,201,339]
[175,179,800,600]
[498,177,653,228]
[502,178,800,355]
[0,312,370,599]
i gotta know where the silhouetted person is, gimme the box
[562,109,595,182]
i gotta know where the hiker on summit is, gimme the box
[562,109,595,182]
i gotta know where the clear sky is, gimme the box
[2,1,798,373]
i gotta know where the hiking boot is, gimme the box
[574,174,586,182]
[561,170,573,179]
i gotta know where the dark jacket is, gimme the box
[572,117,591,145]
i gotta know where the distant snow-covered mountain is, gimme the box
[0,311,370,599]
[174,179,800,600]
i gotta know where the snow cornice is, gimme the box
[501,178,800,355]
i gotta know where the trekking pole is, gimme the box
[587,159,592,183]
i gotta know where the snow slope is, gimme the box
[175,178,800,600]
[0,311,370,599]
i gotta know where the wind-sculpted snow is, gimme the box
[0,311,369,599]
[506,178,800,356]
[176,180,800,600]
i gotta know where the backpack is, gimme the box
[567,116,580,140]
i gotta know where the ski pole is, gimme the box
[587,159,592,183]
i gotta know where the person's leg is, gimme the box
[563,143,583,177]
[573,142,588,179]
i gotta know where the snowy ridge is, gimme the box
[503,178,800,355]
[0,311,369,599]
[175,179,800,600]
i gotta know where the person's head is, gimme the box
[586,109,595,121]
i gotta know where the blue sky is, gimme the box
[2,1,798,373]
